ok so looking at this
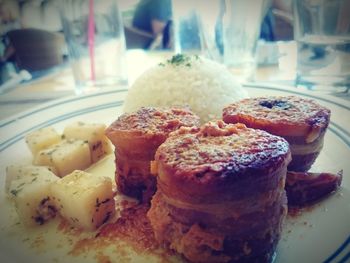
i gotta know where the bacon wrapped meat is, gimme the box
[105,107,200,202]
[223,96,330,172]
[148,121,291,262]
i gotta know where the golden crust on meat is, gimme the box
[223,96,330,137]
[156,120,290,183]
[106,107,200,136]
[105,107,200,201]
[154,121,291,201]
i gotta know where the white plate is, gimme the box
[0,84,349,263]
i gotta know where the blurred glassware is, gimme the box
[172,0,270,82]
[294,0,350,92]
[172,0,203,54]
[60,0,128,94]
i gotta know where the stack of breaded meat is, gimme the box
[223,96,330,172]
[148,121,291,262]
[106,107,200,202]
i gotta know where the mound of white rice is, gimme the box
[123,55,248,123]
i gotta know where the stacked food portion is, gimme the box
[222,96,341,207]
[223,96,331,172]
[104,55,341,261]
[105,107,200,202]
[147,120,291,262]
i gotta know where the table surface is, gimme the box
[0,46,349,121]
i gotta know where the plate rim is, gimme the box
[0,83,349,262]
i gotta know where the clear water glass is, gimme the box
[172,0,269,82]
[294,0,350,92]
[60,0,128,94]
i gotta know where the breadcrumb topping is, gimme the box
[156,121,290,179]
[107,107,200,135]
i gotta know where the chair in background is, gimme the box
[123,21,156,49]
[7,28,65,72]
[272,9,294,41]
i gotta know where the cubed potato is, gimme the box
[50,170,115,231]
[63,122,112,163]
[25,126,61,155]
[9,170,58,226]
[34,139,91,177]
[5,165,57,193]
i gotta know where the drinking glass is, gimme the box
[172,0,203,54]
[172,0,269,82]
[294,0,350,92]
[60,0,128,94]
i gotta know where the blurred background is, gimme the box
[0,0,294,85]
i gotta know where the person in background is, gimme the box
[0,0,20,34]
[0,0,20,84]
[260,0,293,41]
[21,0,62,31]
[132,0,172,48]
[0,0,20,59]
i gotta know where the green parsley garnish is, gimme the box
[10,188,21,196]
[158,54,201,68]
[167,54,192,67]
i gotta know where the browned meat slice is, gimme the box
[223,96,331,172]
[148,120,291,263]
[286,170,343,207]
[105,107,200,202]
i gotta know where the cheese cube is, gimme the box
[50,170,115,231]
[9,170,58,226]
[5,165,57,193]
[25,126,61,155]
[34,139,91,177]
[63,122,112,163]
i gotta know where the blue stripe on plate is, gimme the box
[337,251,350,263]
[1,85,349,129]
[323,235,350,263]
[330,121,350,140]
[328,126,350,148]
[0,89,127,128]
[0,101,123,152]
